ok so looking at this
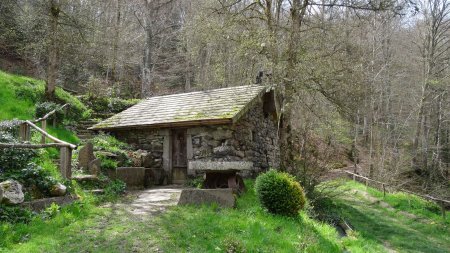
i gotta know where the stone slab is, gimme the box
[178,188,236,208]
[188,161,253,173]
[116,167,145,189]
[20,195,78,212]
[78,142,95,171]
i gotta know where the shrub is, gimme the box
[104,179,126,196]
[0,204,34,224]
[255,170,306,216]
[109,98,140,113]
[19,164,58,197]
[55,88,90,121]
[91,133,129,153]
[0,132,38,173]
[100,157,118,170]
[15,84,41,103]
[35,101,60,118]
[91,133,132,167]
[223,237,245,253]
[41,203,60,220]
[186,176,204,189]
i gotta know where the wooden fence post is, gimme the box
[41,120,47,144]
[382,183,386,198]
[19,123,31,142]
[60,146,72,179]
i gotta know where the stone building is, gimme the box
[90,85,280,184]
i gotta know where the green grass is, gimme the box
[153,181,342,252]
[0,70,38,120]
[46,126,80,145]
[328,180,450,253]
[2,179,446,252]
[0,181,347,253]
[0,69,88,121]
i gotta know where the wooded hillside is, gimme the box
[0,0,448,197]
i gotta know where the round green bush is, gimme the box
[255,170,306,216]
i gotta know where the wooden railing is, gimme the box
[0,104,76,179]
[342,170,450,219]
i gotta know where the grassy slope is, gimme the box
[0,70,82,144]
[0,70,38,120]
[331,180,450,253]
[0,182,346,253]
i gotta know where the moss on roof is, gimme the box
[91,85,267,130]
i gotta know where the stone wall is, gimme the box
[188,99,280,176]
[113,129,165,169]
[110,98,280,178]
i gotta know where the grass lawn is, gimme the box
[1,181,348,253]
[329,180,450,253]
[1,179,448,252]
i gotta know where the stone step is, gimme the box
[78,135,93,140]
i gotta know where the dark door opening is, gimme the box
[171,129,187,184]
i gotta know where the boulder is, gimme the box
[88,158,101,175]
[0,180,24,205]
[0,186,3,201]
[78,142,95,171]
[50,183,67,197]
[178,188,236,208]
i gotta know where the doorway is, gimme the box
[171,129,187,184]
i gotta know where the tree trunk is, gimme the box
[279,0,308,170]
[111,0,121,82]
[142,18,153,98]
[46,0,61,100]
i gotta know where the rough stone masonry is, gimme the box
[112,99,280,178]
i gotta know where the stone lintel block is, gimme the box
[188,161,253,172]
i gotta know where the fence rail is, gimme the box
[342,170,449,219]
[0,104,76,179]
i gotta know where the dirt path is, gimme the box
[102,185,185,218]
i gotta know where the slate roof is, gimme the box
[90,85,267,130]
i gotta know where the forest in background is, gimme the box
[0,0,449,198]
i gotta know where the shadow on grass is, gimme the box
[335,199,449,253]
[0,200,160,253]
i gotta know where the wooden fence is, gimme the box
[0,104,76,179]
[342,170,450,219]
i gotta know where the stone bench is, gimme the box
[188,161,252,193]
